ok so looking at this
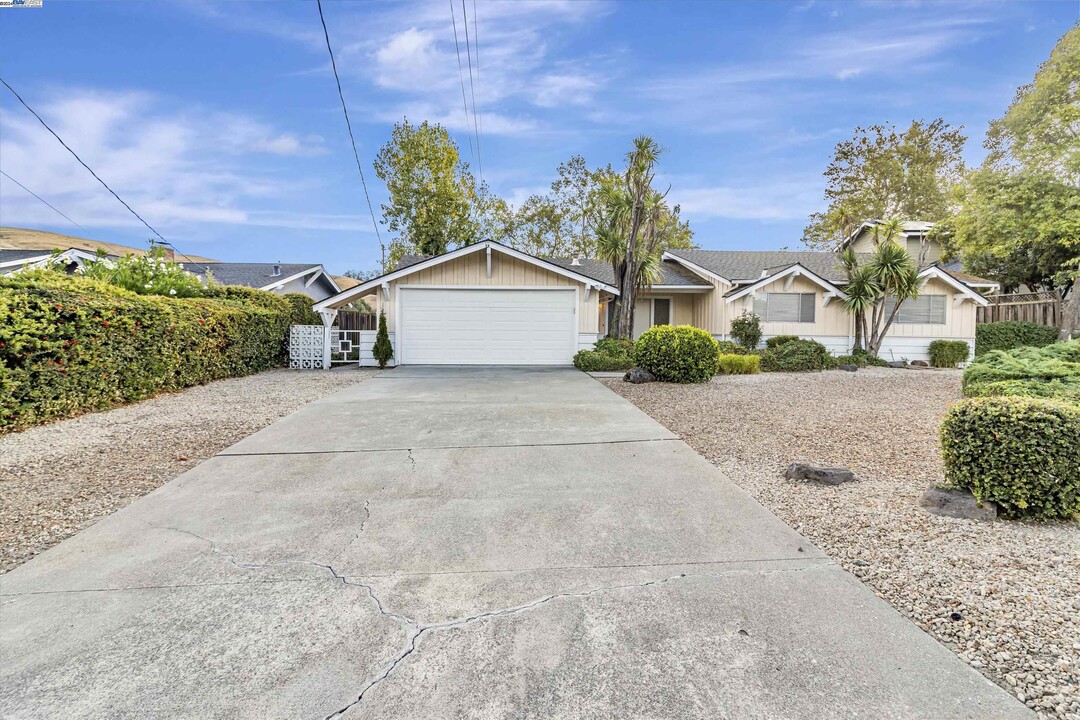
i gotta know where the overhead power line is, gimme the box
[460,0,483,184]
[0,76,208,273]
[315,0,386,269]
[449,1,474,161]
[471,0,484,175]
[0,169,86,231]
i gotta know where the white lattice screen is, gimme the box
[288,325,323,369]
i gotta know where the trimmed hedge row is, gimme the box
[717,353,760,375]
[975,321,1059,357]
[573,335,634,372]
[962,341,1080,397]
[0,275,317,431]
[928,339,969,368]
[759,338,833,372]
[941,396,1080,519]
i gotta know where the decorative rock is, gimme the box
[784,463,859,485]
[838,364,858,372]
[910,360,930,368]
[887,360,906,368]
[918,486,998,520]
[624,367,656,384]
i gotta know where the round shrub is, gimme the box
[758,339,834,372]
[941,396,1080,519]
[717,353,760,375]
[975,321,1060,357]
[573,349,634,372]
[632,325,719,383]
[765,335,799,349]
[729,311,762,351]
[928,339,970,368]
[594,336,634,357]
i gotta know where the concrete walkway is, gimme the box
[1,367,1028,719]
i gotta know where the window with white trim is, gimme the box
[753,292,815,323]
[884,294,947,324]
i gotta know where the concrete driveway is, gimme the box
[1,366,1028,719]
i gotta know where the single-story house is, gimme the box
[311,225,998,367]
[0,247,343,302]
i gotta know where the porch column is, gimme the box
[319,309,338,370]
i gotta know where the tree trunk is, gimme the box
[1060,285,1079,341]
[867,302,904,357]
[852,312,864,352]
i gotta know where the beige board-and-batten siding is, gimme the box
[374,251,601,341]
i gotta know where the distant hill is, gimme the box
[0,227,218,263]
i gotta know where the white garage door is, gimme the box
[399,288,576,365]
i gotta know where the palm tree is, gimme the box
[865,241,920,356]
[839,248,879,352]
[592,136,676,339]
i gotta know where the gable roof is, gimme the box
[665,248,849,284]
[180,262,338,292]
[840,220,936,249]
[723,263,848,302]
[545,257,711,288]
[314,241,620,312]
[918,264,991,305]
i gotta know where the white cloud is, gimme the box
[533,74,599,107]
[672,179,822,221]
[0,88,348,235]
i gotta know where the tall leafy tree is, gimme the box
[374,119,480,269]
[593,136,689,339]
[803,120,967,249]
[943,26,1080,338]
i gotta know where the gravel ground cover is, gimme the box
[0,367,369,573]
[603,367,1079,720]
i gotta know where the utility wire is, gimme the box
[460,0,483,184]
[0,76,208,273]
[471,0,484,176]
[0,169,86,231]
[449,1,475,161]
[315,0,386,269]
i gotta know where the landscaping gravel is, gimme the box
[0,368,369,573]
[604,367,1079,720]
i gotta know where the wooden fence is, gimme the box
[976,290,1061,326]
[336,310,376,331]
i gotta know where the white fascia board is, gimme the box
[918,266,990,306]
[724,263,848,303]
[314,241,618,311]
[258,266,321,291]
[660,251,731,286]
[304,266,340,292]
[0,254,51,269]
[645,285,713,292]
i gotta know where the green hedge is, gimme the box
[764,335,799,349]
[633,325,719,383]
[0,275,315,431]
[975,321,1059,357]
[941,396,1080,519]
[928,340,970,368]
[965,378,1080,404]
[962,341,1080,395]
[715,340,746,355]
[833,351,890,368]
[759,339,834,372]
[717,353,760,375]
[595,336,634,356]
[573,349,634,372]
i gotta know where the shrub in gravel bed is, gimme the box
[965,377,1080,403]
[595,336,634,356]
[833,351,890,368]
[764,335,799,349]
[962,341,1080,395]
[730,311,762,351]
[976,321,1060,357]
[717,353,760,375]
[941,396,1080,519]
[633,325,719,383]
[928,340,970,368]
[0,275,316,431]
[715,340,746,355]
[758,338,835,372]
[573,349,633,372]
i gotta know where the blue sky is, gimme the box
[0,1,1075,275]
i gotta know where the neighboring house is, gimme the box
[180,262,341,301]
[0,247,342,302]
[312,227,998,367]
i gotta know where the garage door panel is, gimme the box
[400,288,576,365]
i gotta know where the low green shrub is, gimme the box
[758,339,835,372]
[594,336,634,357]
[965,377,1080,404]
[833,350,890,368]
[941,396,1080,519]
[765,335,799,349]
[730,311,762,351]
[962,341,1080,395]
[0,274,302,431]
[928,340,970,368]
[715,340,745,355]
[975,321,1059,357]
[717,353,760,375]
[573,349,634,372]
[633,325,719,383]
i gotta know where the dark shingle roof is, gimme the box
[545,258,711,287]
[0,249,53,264]
[181,262,321,288]
[665,249,849,283]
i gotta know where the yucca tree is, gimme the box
[865,241,921,356]
[839,248,879,352]
[593,136,678,339]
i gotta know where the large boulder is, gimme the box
[624,367,656,384]
[910,360,930,368]
[838,364,858,372]
[784,463,859,485]
[918,486,998,520]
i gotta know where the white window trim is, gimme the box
[648,296,673,327]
